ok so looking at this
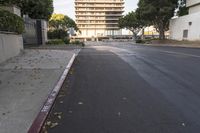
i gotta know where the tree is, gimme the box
[49,14,78,31]
[21,0,53,20]
[177,0,188,16]
[1,0,54,20]
[118,11,144,40]
[137,0,178,40]
[48,14,78,39]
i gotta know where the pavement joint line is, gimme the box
[27,53,77,133]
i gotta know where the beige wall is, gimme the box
[0,33,23,63]
[187,0,200,7]
[189,4,200,14]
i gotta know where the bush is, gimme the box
[0,9,24,34]
[46,39,65,45]
[48,29,68,39]
[81,42,85,47]
[136,39,145,44]
[1,0,19,6]
[70,40,85,47]
[71,40,80,44]
[63,37,70,44]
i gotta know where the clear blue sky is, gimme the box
[53,0,139,20]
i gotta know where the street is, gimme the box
[42,43,200,133]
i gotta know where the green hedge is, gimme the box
[1,0,19,5]
[0,9,24,34]
[48,29,68,39]
[46,39,65,45]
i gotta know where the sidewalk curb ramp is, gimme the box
[28,53,77,133]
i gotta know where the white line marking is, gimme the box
[159,50,200,58]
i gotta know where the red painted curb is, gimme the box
[28,54,76,133]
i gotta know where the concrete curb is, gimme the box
[27,53,77,133]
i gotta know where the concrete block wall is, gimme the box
[0,33,23,63]
[169,12,200,41]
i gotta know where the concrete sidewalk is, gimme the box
[0,49,78,133]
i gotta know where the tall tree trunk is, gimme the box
[141,28,145,40]
[159,24,165,40]
[131,31,137,41]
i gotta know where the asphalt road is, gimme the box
[42,44,200,133]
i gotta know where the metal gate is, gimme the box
[23,16,47,45]
[23,16,38,45]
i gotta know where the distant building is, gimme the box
[169,0,200,41]
[74,0,124,41]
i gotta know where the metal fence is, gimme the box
[23,16,47,45]
[23,17,38,45]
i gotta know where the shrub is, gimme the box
[81,42,85,47]
[1,0,19,6]
[70,40,85,47]
[63,37,70,44]
[71,40,81,44]
[48,29,68,39]
[136,39,145,44]
[46,39,65,45]
[0,9,24,34]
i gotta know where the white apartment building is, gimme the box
[75,0,124,41]
[170,0,200,41]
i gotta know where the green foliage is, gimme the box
[21,0,54,20]
[63,37,70,44]
[0,9,24,34]
[137,0,178,40]
[71,40,81,44]
[46,39,65,45]
[1,0,54,20]
[118,11,144,39]
[47,14,78,45]
[48,29,68,39]
[135,39,145,43]
[177,0,188,16]
[0,0,20,5]
[70,40,85,47]
[118,11,143,30]
[49,14,78,31]
[178,6,188,16]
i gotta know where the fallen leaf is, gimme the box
[58,115,62,119]
[46,121,51,126]
[50,122,58,128]
[182,123,186,127]
[78,102,83,105]
[68,110,73,114]
[118,112,121,116]
[54,112,62,115]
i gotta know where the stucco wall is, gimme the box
[189,4,200,14]
[0,33,23,63]
[187,0,200,7]
[169,12,200,41]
